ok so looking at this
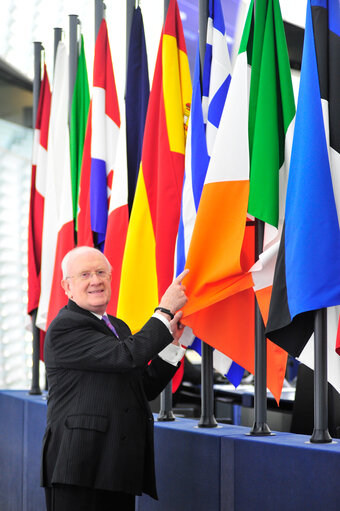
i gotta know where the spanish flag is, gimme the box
[117,0,192,333]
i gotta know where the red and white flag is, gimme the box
[27,64,51,316]
[36,42,74,331]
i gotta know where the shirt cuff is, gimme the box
[158,343,186,367]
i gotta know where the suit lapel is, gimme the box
[66,300,113,336]
[66,299,148,408]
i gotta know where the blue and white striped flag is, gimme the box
[176,0,244,387]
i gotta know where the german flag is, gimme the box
[117,0,192,333]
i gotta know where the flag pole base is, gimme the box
[310,428,332,443]
[157,410,175,422]
[29,387,42,396]
[248,422,274,436]
[198,415,218,428]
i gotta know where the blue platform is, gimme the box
[1,390,340,511]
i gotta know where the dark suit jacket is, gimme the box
[41,299,178,499]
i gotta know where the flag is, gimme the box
[181,0,294,403]
[299,306,340,394]
[105,7,149,316]
[104,106,128,316]
[125,5,150,214]
[28,64,51,315]
[90,18,120,250]
[176,0,244,387]
[70,34,90,230]
[36,42,74,331]
[117,0,192,334]
[266,0,340,361]
[77,102,93,247]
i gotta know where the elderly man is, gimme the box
[41,246,188,511]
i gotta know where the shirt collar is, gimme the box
[90,311,106,320]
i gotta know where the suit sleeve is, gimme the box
[142,356,179,401]
[45,314,173,373]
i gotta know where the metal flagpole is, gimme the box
[310,308,332,443]
[126,0,135,77]
[33,42,42,129]
[95,0,105,42]
[164,0,170,17]
[198,0,217,428]
[249,219,272,435]
[158,0,175,422]
[92,1,105,249]
[248,0,271,436]
[54,28,62,72]
[29,41,43,396]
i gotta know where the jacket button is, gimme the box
[121,435,126,441]
[125,408,129,413]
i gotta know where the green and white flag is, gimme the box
[70,34,90,229]
[246,0,296,328]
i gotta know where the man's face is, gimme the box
[61,250,112,315]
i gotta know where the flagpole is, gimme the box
[197,0,217,429]
[164,0,170,18]
[248,0,271,436]
[95,0,105,42]
[249,219,272,435]
[158,0,175,422]
[126,0,135,81]
[29,41,43,396]
[310,308,332,443]
[54,28,62,72]
[93,2,106,249]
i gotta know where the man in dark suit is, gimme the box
[41,246,188,511]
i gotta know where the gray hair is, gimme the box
[61,246,112,279]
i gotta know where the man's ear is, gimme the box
[61,279,71,297]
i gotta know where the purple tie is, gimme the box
[102,315,119,338]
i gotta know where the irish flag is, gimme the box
[182,0,295,403]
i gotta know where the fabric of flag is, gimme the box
[77,101,93,247]
[70,34,90,230]
[117,0,192,335]
[181,0,294,403]
[103,95,128,316]
[90,18,120,250]
[266,0,340,359]
[36,42,74,331]
[298,306,340,394]
[125,5,150,214]
[28,64,51,315]
[176,0,243,387]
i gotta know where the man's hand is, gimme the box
[170,311,185,344]
[158,269,189,315]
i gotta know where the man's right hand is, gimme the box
[158,269,189,316]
